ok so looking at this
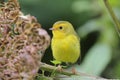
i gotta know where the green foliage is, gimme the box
[51,60,62,66]
[19,0,120,79]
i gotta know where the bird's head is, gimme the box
[49,21,75,38]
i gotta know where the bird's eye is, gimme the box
[59,26,63,30]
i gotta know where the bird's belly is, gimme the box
[52,39,80,63]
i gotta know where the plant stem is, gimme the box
[40,62,74,76]
[104,0,120,37]
[40,62,106,79]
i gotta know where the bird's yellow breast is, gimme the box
[51,34,80,63]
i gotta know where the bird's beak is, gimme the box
[49,28,55,30]
[49,28,53,30]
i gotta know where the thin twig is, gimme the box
[40,62,74,76]
[104,0,120,37]
[40,62,106,79]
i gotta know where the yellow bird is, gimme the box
[50,21,80,64]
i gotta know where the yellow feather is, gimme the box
[50,21,80,63]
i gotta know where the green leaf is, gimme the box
[76,43,112,76]
[51,60,62,65]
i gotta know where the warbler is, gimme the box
[50,21,80,64]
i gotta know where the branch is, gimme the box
[104,0,120,37]
[40,62,106,79]
[40,62,74,76]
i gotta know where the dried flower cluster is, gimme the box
[0,0,50,80]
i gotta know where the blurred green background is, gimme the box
[19,0,120,79]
